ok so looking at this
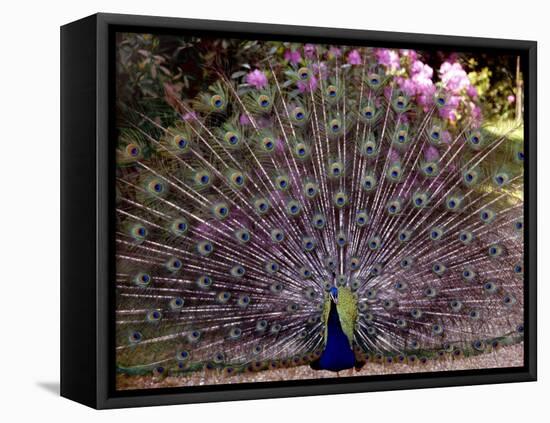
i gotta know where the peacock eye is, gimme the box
[129,331,142,343]
[329,161,345,178]
[235,228,251,243]
[395,281,407,291]
[238,295,251,308]
[336,232,347,247]
[286,199,302,216]
[229,327,242,339]
[166,257,183,272]
[292,107,306,122]
[433,263,446,275]
[432,324,444,335]
[488,244,503,257]
[334,191,348,208]
[517,324,524,334]
[299,266,312,279]
[287,303,299,312]
[275,175,290,190]
[356,211,369,227]
[298,67,310,80]
[330,119,341,133]
[126,143,140,157]
[400,256,413,269]
[302,237,316,251]
[367,235,381,250]
[211,95,224,109]
[231,264,246,278]
[480,208,496,224]
[147,310,162,322]
[134,272,151,287]
[258,95,271,108]
[517,151,525,161]
[197,275,213,289]
[425,287,437,297]
[270,323,282,334]
[483,281,498,294]
[170,297,184,310]
[256,320,268,331]
[327,85,337,97]
[472,340,485,351]
[271,228,285,243]
[266,261,280,274]
[147,179,165,194]
[450,300,462,312]
[422,162,439,177]
[170,218,189,236]
[429,226,444,241]
[411,308,423,319]
[448,200,456,208]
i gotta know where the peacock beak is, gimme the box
[330,291,338,304]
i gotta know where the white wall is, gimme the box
[1,0,546,421]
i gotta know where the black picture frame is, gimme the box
[61,12,537,409]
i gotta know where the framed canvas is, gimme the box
[60,13,537,409]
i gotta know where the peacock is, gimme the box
[114,39,524,387]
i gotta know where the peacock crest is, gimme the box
[114,34,524,389]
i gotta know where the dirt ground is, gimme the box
[116,343,523,390]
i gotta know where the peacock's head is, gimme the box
[329,287,339,304]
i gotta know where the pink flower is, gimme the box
[467,85,478,98]
[312,62,328,80]
[347,49,362,65]
[182,111,198,121]
[297,75,318,93]
[239,114,251,125]
[507,94,516,104]
[246,69,268,89]
[424,146,440,162]
[439,61,470,94]
[397,60,435,109]
[398,77,416,96]
[388,149,401,163]
[400,49,418,62]
[376,49,400,70]
[328,46,342,59]
[438,95,461,121]
[303,44,316,59]
[284,49,302,64]
[256,116,272,129]
[471,104,483,121]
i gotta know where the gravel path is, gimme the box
[117,343,523,390]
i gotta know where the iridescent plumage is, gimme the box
[115,40,524,383]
